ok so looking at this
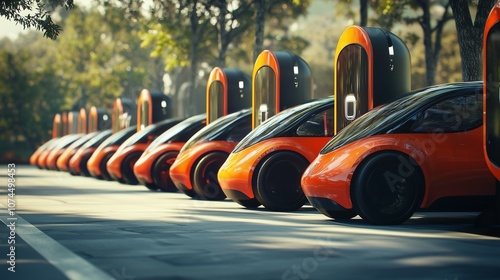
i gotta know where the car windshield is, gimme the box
[54,134,83,149]
[233,98,332,153]
[67,131,100,150]
[321,82,482,154]
[119,119,183,156]
[100,126,137,147]
[180,109,250,153]
[145,114,206,153]
[81,130,112,149]
[37,138,58,151]
[121,118,182,148]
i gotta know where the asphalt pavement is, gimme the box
[0,165,499,280]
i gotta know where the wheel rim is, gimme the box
[365,165,416,215]
[192,152,228,200]
[80,155,91,177]
[154,155,176,191]
[356,154,421,224]
[260,158,306,207]
[198,158,224,199]
[101,154,113,180]
[122,153,141,185]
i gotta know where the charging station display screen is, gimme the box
[254,66,277,128]
[113,108,121,133]
[486,23,500,167]
[89,116,95,132]
[208,81,224,124]
[336,44,369,133]
[140,100,150,131]
[78,110,87,134]
[68,112,78,134]
[52,114,62,138]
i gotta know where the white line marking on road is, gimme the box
[0,203,113,280]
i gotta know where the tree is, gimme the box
[0,49,65,148]
[212,0,255,67]
[253,0,311,61]
[450,0,495,81]
[374,0,454,86]
[373,0,495,85]
[0,0,74,39]
[55,4,151,110]
[140,0,218,115]
[335,0,369,27]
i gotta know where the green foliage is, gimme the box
[372,0,407,29]
[54,4,151,109]
[0,0,75,39]
[140,23,190,72]
[0,2,157,163]
[3,0,475,162]
[0,48,65,148]
[140,0,312,71]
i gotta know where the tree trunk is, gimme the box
[254,0,265,62]
[217,1,228,67]
[360,0,368,26]
[417,0,436,86]
[450,0,495,81]
[190,0,200,116]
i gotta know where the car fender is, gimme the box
[347,136,430,207]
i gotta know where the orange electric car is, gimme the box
[36,138,64,169]
[301,82,497,225]
[87,125,137,180]
[30,138,60,168]
[107,118,182,185]
[133,114,206,192]
[68,129,113,176]
[217,97,334,210]
[170,109,252,200]
[40,134,83,170]
[55,131,100,172]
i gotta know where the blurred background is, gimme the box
[0,0,467,163]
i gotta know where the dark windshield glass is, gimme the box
[122,118,182,147]
[181,109,250,153]
[81,130,112,149]
[145,114,206,153]
[100,126,137,147]
[55,134,83,149]
[233,98,332,153]
[66,131,100,150]
[321,82,483,154]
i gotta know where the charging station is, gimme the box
[252,50,313,129]
[206,67,251,124]
[334,25,411,134]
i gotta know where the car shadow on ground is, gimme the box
[322,212,500,238]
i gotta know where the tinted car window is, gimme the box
[410,94,482,133]
[225,116,252,142]
[296,107,334,137]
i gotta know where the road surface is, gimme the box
[0,165,499,279]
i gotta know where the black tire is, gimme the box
[152,152,179,192]
[317,209,357,220]
[101,153,114,181]
[254,151,309,211]
[351,151,424,225]
[80,154,92,177]
[233,198,261,209]
[182,189,197,198]
[192,152,227,200]
[121,152,142,185]
[144,183,158,191]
